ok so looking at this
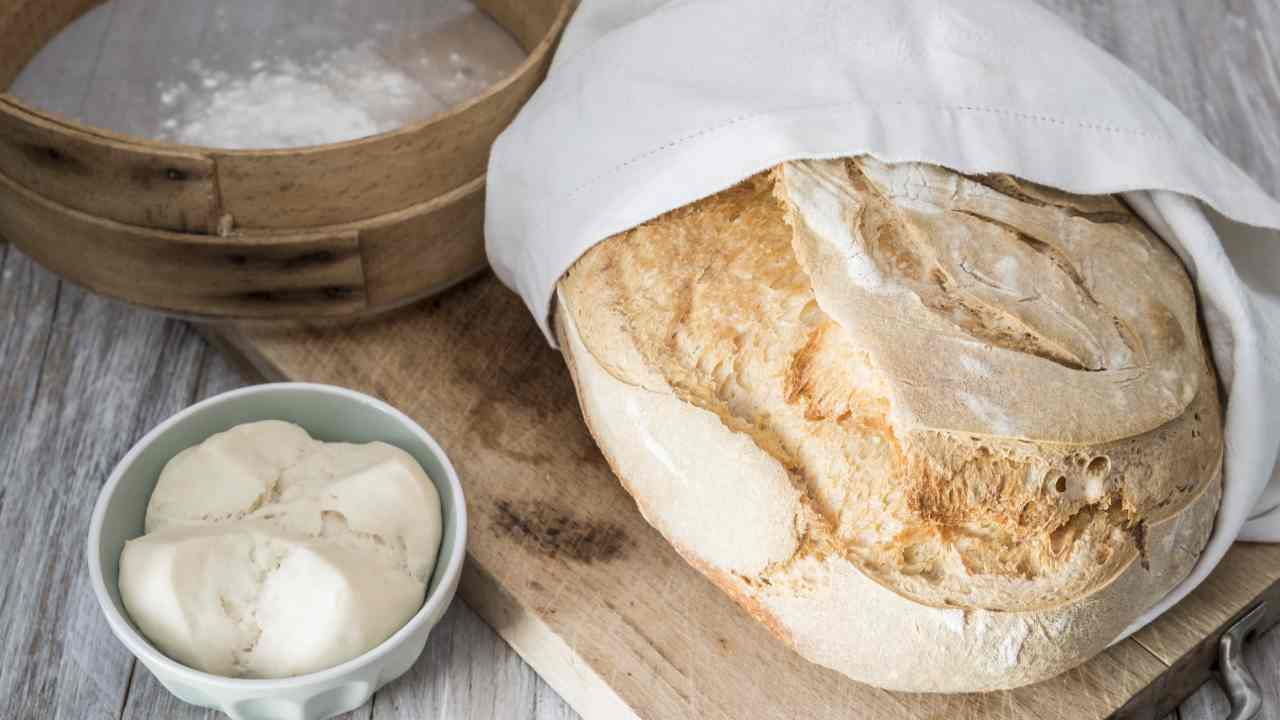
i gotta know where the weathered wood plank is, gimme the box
[374,602,550,720]
[1181,681,1230,720]
[1249,625,1280,720]
[1034,0,1280,197]
[193,345,251,402]
[0,256,207,719]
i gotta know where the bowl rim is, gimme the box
[86,381,468,690]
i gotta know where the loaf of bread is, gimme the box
[554,156,1223,692]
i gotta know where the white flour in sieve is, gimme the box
[157,42,510,149]
[13,0,526,149]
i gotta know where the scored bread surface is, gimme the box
[555,157,1223,691]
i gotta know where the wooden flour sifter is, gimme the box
[0,0,571,320]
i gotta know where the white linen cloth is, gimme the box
[485,0,1280,638]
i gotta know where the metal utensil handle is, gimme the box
[1221,603,1267,720]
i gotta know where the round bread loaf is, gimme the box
[554,156,1223,692]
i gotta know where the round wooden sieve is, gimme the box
[0,0,571,319]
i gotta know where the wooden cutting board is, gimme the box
[210,273,1280,720]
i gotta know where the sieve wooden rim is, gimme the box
[0,0,572,318]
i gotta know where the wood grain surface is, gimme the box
[0,1,1277,719]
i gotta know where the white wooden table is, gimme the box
[0,1,1277,718]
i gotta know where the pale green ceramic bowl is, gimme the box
[87,383,467,720]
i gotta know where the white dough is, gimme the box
[120,420,443,679]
